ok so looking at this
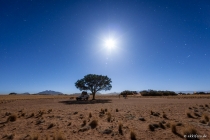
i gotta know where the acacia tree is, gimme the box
[75,74,112,100]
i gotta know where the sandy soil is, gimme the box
[0,95,210,140]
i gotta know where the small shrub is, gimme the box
[7,114,17,122]
[89,120,98,129]
[118,123,123,135]
[116,109,119,112]
[205,104,209,108]
[104,108,108,112]
[148,124,155,131]
[130,131,136,140]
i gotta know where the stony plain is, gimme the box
[0,95,210,140]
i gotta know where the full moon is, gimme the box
[105,38,116,49]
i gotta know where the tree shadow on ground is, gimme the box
[59,99,112,105]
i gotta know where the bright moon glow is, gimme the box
[105,39,116,49]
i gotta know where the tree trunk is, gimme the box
[92,92,96,100]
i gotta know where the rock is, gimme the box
[103,129,112,134]
[139,117,145,121]
[79,126,90,132]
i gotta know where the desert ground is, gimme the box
[0,95,210,140]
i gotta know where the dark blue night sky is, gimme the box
[0,0,210,94]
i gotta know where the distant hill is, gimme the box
[35,90,63,95]
[175,90,210,94]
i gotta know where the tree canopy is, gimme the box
[75,74,112,100]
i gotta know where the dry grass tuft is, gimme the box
[21,112,25,117]
[186,112,194,118]
[53,132,66,140]
[166,122,170,128]
[171,123,177,134]
[194,112,201,117]
[30,134,39,140]
[47,123,54,129]
[176,122,183,126]
[159,122,165,129]
[148,124,155,131]
[202,114,209,122]
[162,113,168,119]
[118,123,123,135]
[81,120,86,127]
[47,109,52,113]
[89,112,92,118]
[27,113,34,118]
[100,109,105,114]
[73,111,78,115]
[130,131,137,140]
[7,114,17,122]
[37,110,45,117]
[4,134,14,139]
[89,119,98,129]
[199,119,206,124]
[183,125,198,139]
[67,122,71,126]
[107,112,111,122]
